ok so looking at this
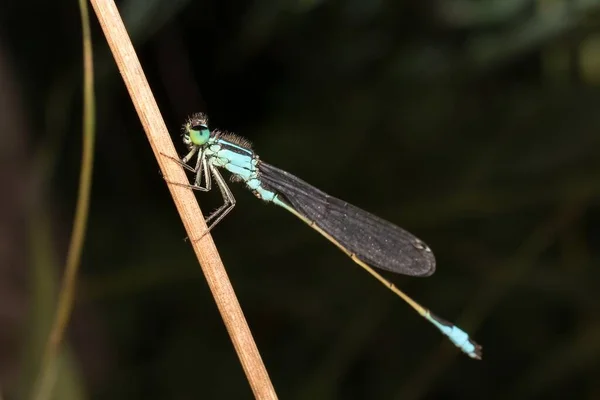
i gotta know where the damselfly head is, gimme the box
[182,112,211,148]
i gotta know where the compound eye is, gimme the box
[188,125,210,145]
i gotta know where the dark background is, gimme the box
[1,0,600,399]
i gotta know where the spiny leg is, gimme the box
[161,147,198,172]
[195,154,210,188]
[161,149,211,192]
[182,146,199,164]
[192,164,236,241]
[162,152,218,242]
[203,164,236,228]
[162,150,237,239]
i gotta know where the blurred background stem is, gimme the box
[31,0,95,398]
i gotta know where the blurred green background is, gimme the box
[1,0,600,398]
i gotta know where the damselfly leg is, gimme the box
[162,152,237,238]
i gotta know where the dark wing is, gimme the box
[258,162,435,277]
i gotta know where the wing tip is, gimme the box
[417,258,436,277]
[411,238,436,277]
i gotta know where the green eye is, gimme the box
[189,125,210,145]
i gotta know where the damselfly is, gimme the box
[165,113,482,359]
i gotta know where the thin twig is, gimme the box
[32,0,96,398]
[88,0,277,398]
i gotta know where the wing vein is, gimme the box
[258,162,435,276]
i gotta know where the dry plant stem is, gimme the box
[88,1,277,398]
[33,0,96,398]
